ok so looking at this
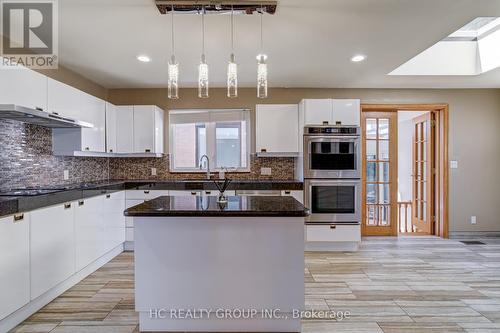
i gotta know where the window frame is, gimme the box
[169,109,251,173]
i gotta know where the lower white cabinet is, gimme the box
[0,213,30,320]
[30,202,76,300]
[103,191,126,251]
[306,224,361,242]
[75,196,104,272]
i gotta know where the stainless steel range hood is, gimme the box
[0,104,93,128]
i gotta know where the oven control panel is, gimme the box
[305,126,359,135]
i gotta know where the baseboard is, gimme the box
[449,231,500,239]
[0,244,124,333]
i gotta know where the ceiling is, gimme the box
[58,0,500,89]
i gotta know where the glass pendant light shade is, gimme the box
[257,54,268,99]
[227,53,237,98]
[168,55,179,99]
[198,54,209,98]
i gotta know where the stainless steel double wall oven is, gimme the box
[304,125,361,224]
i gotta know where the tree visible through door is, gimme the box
[362,112,398,236]
[412,113,433,234]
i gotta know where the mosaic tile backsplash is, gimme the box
[0,120,296,190]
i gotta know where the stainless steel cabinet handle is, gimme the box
[106,194,111,199]
[64,203,72,209]
[191,192,197,195]
[35,107,44,111]
[13,213,24,222]
[145,149,151,153]
[144,190,150,194]
[205,191,211,195]
[78,200,84,206]
[52,112,59,115]
[284,190,291,194]
[322,121,329,125]
[260,148,267,153]
[109,149,113,153]
[330,225,336,229]
[85,147,90,151]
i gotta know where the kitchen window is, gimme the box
[169,109,250,172]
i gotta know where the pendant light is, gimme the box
[198,6,209,98]
[256,6,268,99]
[168,5,179,99]
[227,6,237,98]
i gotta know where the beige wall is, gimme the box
[108,87,500,233]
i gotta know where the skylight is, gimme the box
[389,17,500,76]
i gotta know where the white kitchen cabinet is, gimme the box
[50,78,106,154]
[102,191,126,253]
[255,104,299,155]
[281,190,303,204]
[75,196,103,271]
[30,202,75,300]
[300,99,333,126]
[116,106,134,153]
[0,213,30,320]
[306,224,361,242]
[105,102,117,153]
[0,67,47,111]
[133,105,164,154]
[332,99,360,126]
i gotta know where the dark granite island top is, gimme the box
[124,195,309,217]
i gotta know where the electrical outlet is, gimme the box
[151,168,157,176]
[63,170,69,180]
[450,160,458,169]
[261,167,272,176]
[471,216,477,225]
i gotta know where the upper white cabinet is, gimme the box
[30,202,75,300]
[0,67,47,111]
[50,78,106,154]
[299,99,360,126]
[300,99,333,126]
[332,99,360,126]
[116,106,134,153]
[256,104,299,155]
[133,105,164,154]
[0,213,30,320]
[115,105,164,155]
[105,102,117,153]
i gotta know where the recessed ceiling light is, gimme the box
[137,55,151,63]
[351,55,366,62]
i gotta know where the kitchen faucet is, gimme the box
[199,154,211,180]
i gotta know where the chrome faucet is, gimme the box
[199,154,211,180]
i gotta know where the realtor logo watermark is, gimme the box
[1,0,58,69]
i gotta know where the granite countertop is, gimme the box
[0,179,303,218]
[124,195,309,217]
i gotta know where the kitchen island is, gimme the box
[125,195,308,332]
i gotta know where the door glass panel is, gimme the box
[378,162,389,182]
[366,119,377,139]
[366,184,377,204]
[367,205,377,226]
[378,184,390,204]
[366,162,377,182]
[379,205,390,226]
[378,119,389,139]
[311,186,355,214]
[378,141,389,160]
[366,140,376,161]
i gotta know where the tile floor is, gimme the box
[10,236,500,333]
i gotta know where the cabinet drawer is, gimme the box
[126,190,169,200]
[306,225,361,242]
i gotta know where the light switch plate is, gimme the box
[450,160,458,169]
[471,216,477,225]
[261,167,272,176]
[63,170,69,180]
[151,168,157,176]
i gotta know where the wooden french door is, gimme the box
[361,112,398,236]
[412,113,434,233]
